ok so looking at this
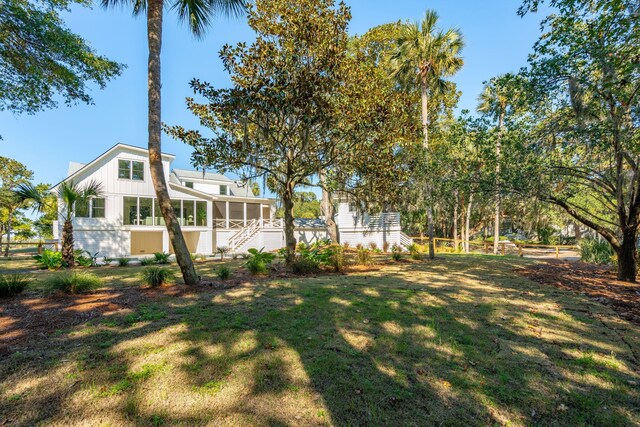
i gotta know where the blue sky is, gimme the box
[0,0,546,188]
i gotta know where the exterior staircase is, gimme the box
[400,232,413,248]
[228,219,261,252]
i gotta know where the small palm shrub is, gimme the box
[190,253,197,261]
[153,252,171,264]
[407,243,422,260]
[216,246,230,260]
[117,257,131,267]
[356,247,373,266]
[368,242,378,251]
[245,248,275,275]
[342,241,350,251]
[216,266,232,280]
[291,257,320,275]
[327,244,345,272]
[391,244,402,261]
[140,266,173,287]
[0,274,29,297]
[45,271,102,294]
[580,238,615,265]
[33,249,62,270]
[382,241,390,253]
[102,256,114,266]
[139,257,155,266]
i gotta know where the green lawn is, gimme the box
[0,255,638,426]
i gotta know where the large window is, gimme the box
[125,197,206,226]
[118,159,144,181]
[183,200,195,226]
[123,197,138,225]
[76,198,105,218]
[246,203,260,220]
[139,198,153,225]
[196,201,207,226]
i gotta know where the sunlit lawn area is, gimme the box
[1,255,638,426]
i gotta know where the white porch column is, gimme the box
[225,201,229,229]
[260,204,264,227]
[243,202,247,226]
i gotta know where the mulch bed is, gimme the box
[515,260,640,326]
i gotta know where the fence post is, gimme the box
[501,243,505,255]
[518,244,523,257]
[38,242,43,255]
[555,246,559,258]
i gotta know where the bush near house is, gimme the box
[153,252,171,264]
[216,266,232,280]
[117,258,131,267]
[246,248,275,275]
[33,249,63,270]
[44,271,102,294]
[140,266,174,288]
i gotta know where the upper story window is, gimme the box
[118,159,144,181]
[219,185,228,195]
[185,181,194,189]
[75,198,106,218]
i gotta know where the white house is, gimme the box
[52,143,411,257]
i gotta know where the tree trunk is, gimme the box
[319,170,338,243]
[493,111,504,255]
[453,190,459,252]
[61,218,75,267]
[573,221,582,240]
[465,193,473,253]
[616,228,637,282]
[420,80,435,259]
[282,182,297,265]
[147,0,198,285]
[3,215,10,257]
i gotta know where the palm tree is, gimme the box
[100,0,246,285]
[15,180,102,267]
[391,10,464,259]
[478,74,511,255]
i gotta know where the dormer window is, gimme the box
[220,185,228,195]
[118,160,144,181]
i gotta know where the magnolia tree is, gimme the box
[168,0,412,264]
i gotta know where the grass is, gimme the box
[0,255,638,426]
[43,271,103,294]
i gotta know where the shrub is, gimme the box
[45,271,102,294]
[139,257,155,266]
[140,266,173,288]
[117,257,131,267]
[368,242,378,251]
[342,242,350,251]
[199,253,207,261]
[580,238,615,265]
[0,274,29,297]
[326,244,345,272]
[33,249,62,270]
[382,241,390,253]
[153,252,171,264]
[245,248,275,275]
[216,246,230,260]
[406,243,422,260]
[190,253,197,261]
[216,266,232,280]
[102,256,114,266]
[356,247,373,266]
[291,257,320,275]
[391,244,402,261]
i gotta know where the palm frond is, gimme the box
[13,183,46,213]
[173,0,246,38]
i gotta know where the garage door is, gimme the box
[131,231,163,255]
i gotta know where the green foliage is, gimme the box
[33,249,62,269]
[355,247,373,266]
[74,249,94,267]
[391,244,402,261]
[216,246,230,260]
[291,257,320,275]
[216,266,232,280]
[44,271,102,294]
[580,238,615,265]
[245,248,275,275]
[140,267,174,288]
[153,252,171,264]
[0,274,29,297]
[117,257,130,267]
[139,257,155,266]
[406,243,422,260]
[0,0,123,115]
[102,256,114,266]
[275,191,321,219]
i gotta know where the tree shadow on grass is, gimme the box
[1,255,639,426]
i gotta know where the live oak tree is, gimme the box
[515,0,640,281]
[100,0,245,285]
[0,157,32,256]
[0,0,122,115]
[168,0,411,264]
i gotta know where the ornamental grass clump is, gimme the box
[0,274,29,297]
[44,271,102,294]
[140,266,174,288]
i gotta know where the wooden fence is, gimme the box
[1,241,59,257]
[411,237,578,259]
